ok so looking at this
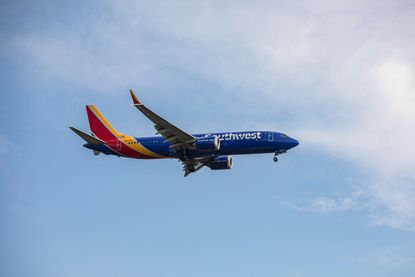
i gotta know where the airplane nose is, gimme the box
[288,138,299,149]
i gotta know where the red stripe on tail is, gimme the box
[86,106,118,141]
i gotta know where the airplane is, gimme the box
[70,90,299,176]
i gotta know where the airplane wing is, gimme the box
[130,90,221,176]
[130,89,197,153]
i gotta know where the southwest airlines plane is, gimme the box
[70,90,299,176]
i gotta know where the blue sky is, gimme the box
[1,1,415,276]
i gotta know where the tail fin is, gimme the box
[86,105,123,141]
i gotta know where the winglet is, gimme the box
[130,89,141,105]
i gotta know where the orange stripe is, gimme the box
[130,89,141,105]
[88,105,122,137]
[122,135,167,158]
[86,106,119,141]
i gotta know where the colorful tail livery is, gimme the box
[70,90,299,176]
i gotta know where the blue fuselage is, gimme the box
[88,131,299,159]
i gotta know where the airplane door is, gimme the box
[116,140,122,150]
[268,132,274,141]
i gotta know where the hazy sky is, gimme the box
[1,1,415,276]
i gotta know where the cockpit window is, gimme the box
[280,133,287,137]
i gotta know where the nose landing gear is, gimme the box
[273,150,286,162]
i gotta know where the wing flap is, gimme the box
[182,156,214,176]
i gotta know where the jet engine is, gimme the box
[209,156,233,170]
[195,136,220,151]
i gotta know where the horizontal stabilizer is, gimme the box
[69,127,105,145]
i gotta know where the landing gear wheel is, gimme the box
[273,156,278,162]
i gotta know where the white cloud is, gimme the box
[279,188,369,214]
[309,196,362,213]
[298,57,415,230]
[6,0,415,230]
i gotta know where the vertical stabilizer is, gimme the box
[86,105,123,141]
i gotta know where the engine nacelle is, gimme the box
[195,136,220,151]
[209,156,233,170]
